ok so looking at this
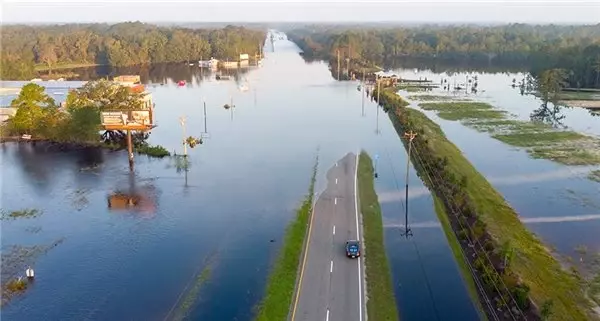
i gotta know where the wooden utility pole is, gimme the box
[337,49,340,80]
[402,130,417,237]
[347,45,351,78]
[377,75,381,104]
[179,116,187,157]
[361,68,365,117]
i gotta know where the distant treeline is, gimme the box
[288,24,600,88]
[1,22,266,80]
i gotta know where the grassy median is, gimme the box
[358,151,401,321]
[254,156,318,321]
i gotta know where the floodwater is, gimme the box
[1,31,479,320]
[392,67,600,266]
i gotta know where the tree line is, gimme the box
[2,81,168,157]
[288,24,600,88]
[1,22,266,80]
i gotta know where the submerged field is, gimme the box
[412,98,600,166]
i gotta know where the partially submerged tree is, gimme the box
[8,83,57,135]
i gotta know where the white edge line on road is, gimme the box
[330,260,333,273]
[326,309,330,321]
[354,151,363,321]
[335,178,338,184]
[333,225,336,235]
[334,197,337,205]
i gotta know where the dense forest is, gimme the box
[288,24,600,88]
[1,22,266,80]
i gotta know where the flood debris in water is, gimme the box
[416,99,600,165]
[590,170,600,183]
[0,208,42,220]
[1,238,65,306]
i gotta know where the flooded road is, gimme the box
[1,31,479,320]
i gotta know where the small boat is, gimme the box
[239,84,249,92]
[177,80,186,86]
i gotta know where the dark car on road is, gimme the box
[345,240,360,258]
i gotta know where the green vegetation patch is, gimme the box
[376,87,596,320]
[418,100,600,165]
[358,152,401,321]
[588,170,600,183]
[1,238,65,306]
[1,209,42,220]
[493,131,586,147]
[136,144,170,158]
[420,102,506,121]
[254,156,318,321]
[408,95,472,102]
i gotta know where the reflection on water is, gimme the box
[530,102,568,128]
[44,63,255,86]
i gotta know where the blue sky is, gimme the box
[2,0,600,24]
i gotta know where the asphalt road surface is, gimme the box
[291,152,366,321]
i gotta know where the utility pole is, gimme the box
[402,130,417,238]
[347,45,351,79]
[203,100,207,133]
[337,49,340,80]
[230,95,234,121]
[180,116,187,157]
[376,75,381,104]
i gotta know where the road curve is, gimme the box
[291,152,366,321]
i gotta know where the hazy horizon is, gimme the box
[2,1,600,25]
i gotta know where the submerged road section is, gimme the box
[291,152,366,321]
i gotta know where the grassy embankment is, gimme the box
[254,156,318,321]
[410,98,600,166]
[376,87,596,320]
[357,151,400,321]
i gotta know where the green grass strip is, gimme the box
[358,151,401,321]
[254,156,318,321]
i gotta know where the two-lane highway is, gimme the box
[291,152,366,321]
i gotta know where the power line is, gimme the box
[380,145,440,321]
[410,143,524,320]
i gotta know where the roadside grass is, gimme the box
[432,196,488,321]
[358,151,400,321]
[588,170,600,183]
[418,101,600,166]
[394,105,594,321]
[254,156,318,321]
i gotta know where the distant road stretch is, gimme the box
[291,152,366,321]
